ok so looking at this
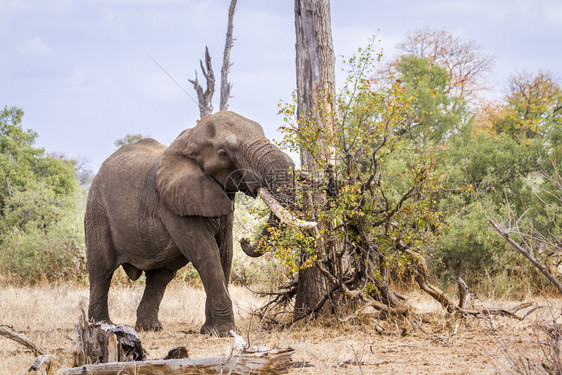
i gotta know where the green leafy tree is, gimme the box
[397,28,493,101]
[255,42,445,319]
[395,55,469,143]
[493,71,562,146]
[431,132,536,286]
[0,106,76,213]
[0,106,83,283]
[427,72,561,291]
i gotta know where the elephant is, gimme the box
[85,111,314,336]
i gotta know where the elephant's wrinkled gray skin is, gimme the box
[85,111,294,336]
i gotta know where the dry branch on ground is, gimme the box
[0,326,45,356]
[25,311,295,375]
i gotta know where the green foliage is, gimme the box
[395,55,469,142]
[260,40,444,298]
[0,106,77,213]
[231,193,289,287]
[0,186,87,283]
[428,76,562,291]
[0,106,84,283]
[267,39,562,297]
[492,72,562,145]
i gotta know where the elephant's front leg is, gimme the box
[161,213,235,336]
[191,243,235,336]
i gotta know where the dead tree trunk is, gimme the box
[220,0,237,111]
[29,314,295,375]
[293,0,337,320]
[190,0,237,118]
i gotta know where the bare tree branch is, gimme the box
[488,218,562,295]
[189,46,215,118]
[220,0,237,111]
[397,28,493,100]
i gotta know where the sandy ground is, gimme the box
[0,282,555,374]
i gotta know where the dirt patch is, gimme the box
[0,283,555,374]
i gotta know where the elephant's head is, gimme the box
[156,111,314,254]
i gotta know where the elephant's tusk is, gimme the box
[257,187,317,229]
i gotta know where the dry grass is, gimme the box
[0,280,557,374]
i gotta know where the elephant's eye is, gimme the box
[218,150,228,158]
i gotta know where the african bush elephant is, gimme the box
[85,111,312,336]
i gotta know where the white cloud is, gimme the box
[20,36,53,57]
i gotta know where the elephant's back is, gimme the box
[86,139,166,250]
[93,138,165,192]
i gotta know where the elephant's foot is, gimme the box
[135,318,164,331]
[200,322,235,337]
[89,313,113,326]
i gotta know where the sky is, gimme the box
[1,0,561,173]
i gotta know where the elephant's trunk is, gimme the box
[238,139,317,257]
[240,213,278,257]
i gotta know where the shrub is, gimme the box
[0,187,86,284]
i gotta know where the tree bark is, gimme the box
[293,0,336,319]
[294,0,336,171]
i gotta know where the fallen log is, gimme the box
[30,312,296,375]
[59,347,295,375]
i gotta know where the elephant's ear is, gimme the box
[156,133,233,217]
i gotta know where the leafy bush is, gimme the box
[0,187,87,283]
[0,106,84,284]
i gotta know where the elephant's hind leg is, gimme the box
[88,270,114,324]
[86,216,116,324]
[135,268,176,331]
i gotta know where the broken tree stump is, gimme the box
[72,310,145,366]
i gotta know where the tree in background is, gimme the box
[0,106,84,283]
[489,148,562,295]
[492,71,562,145]
[393,55,470,143]
[397,28,493,102]
[0,107,76,217]
[423,70,561,292]
[389,31,562,292]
